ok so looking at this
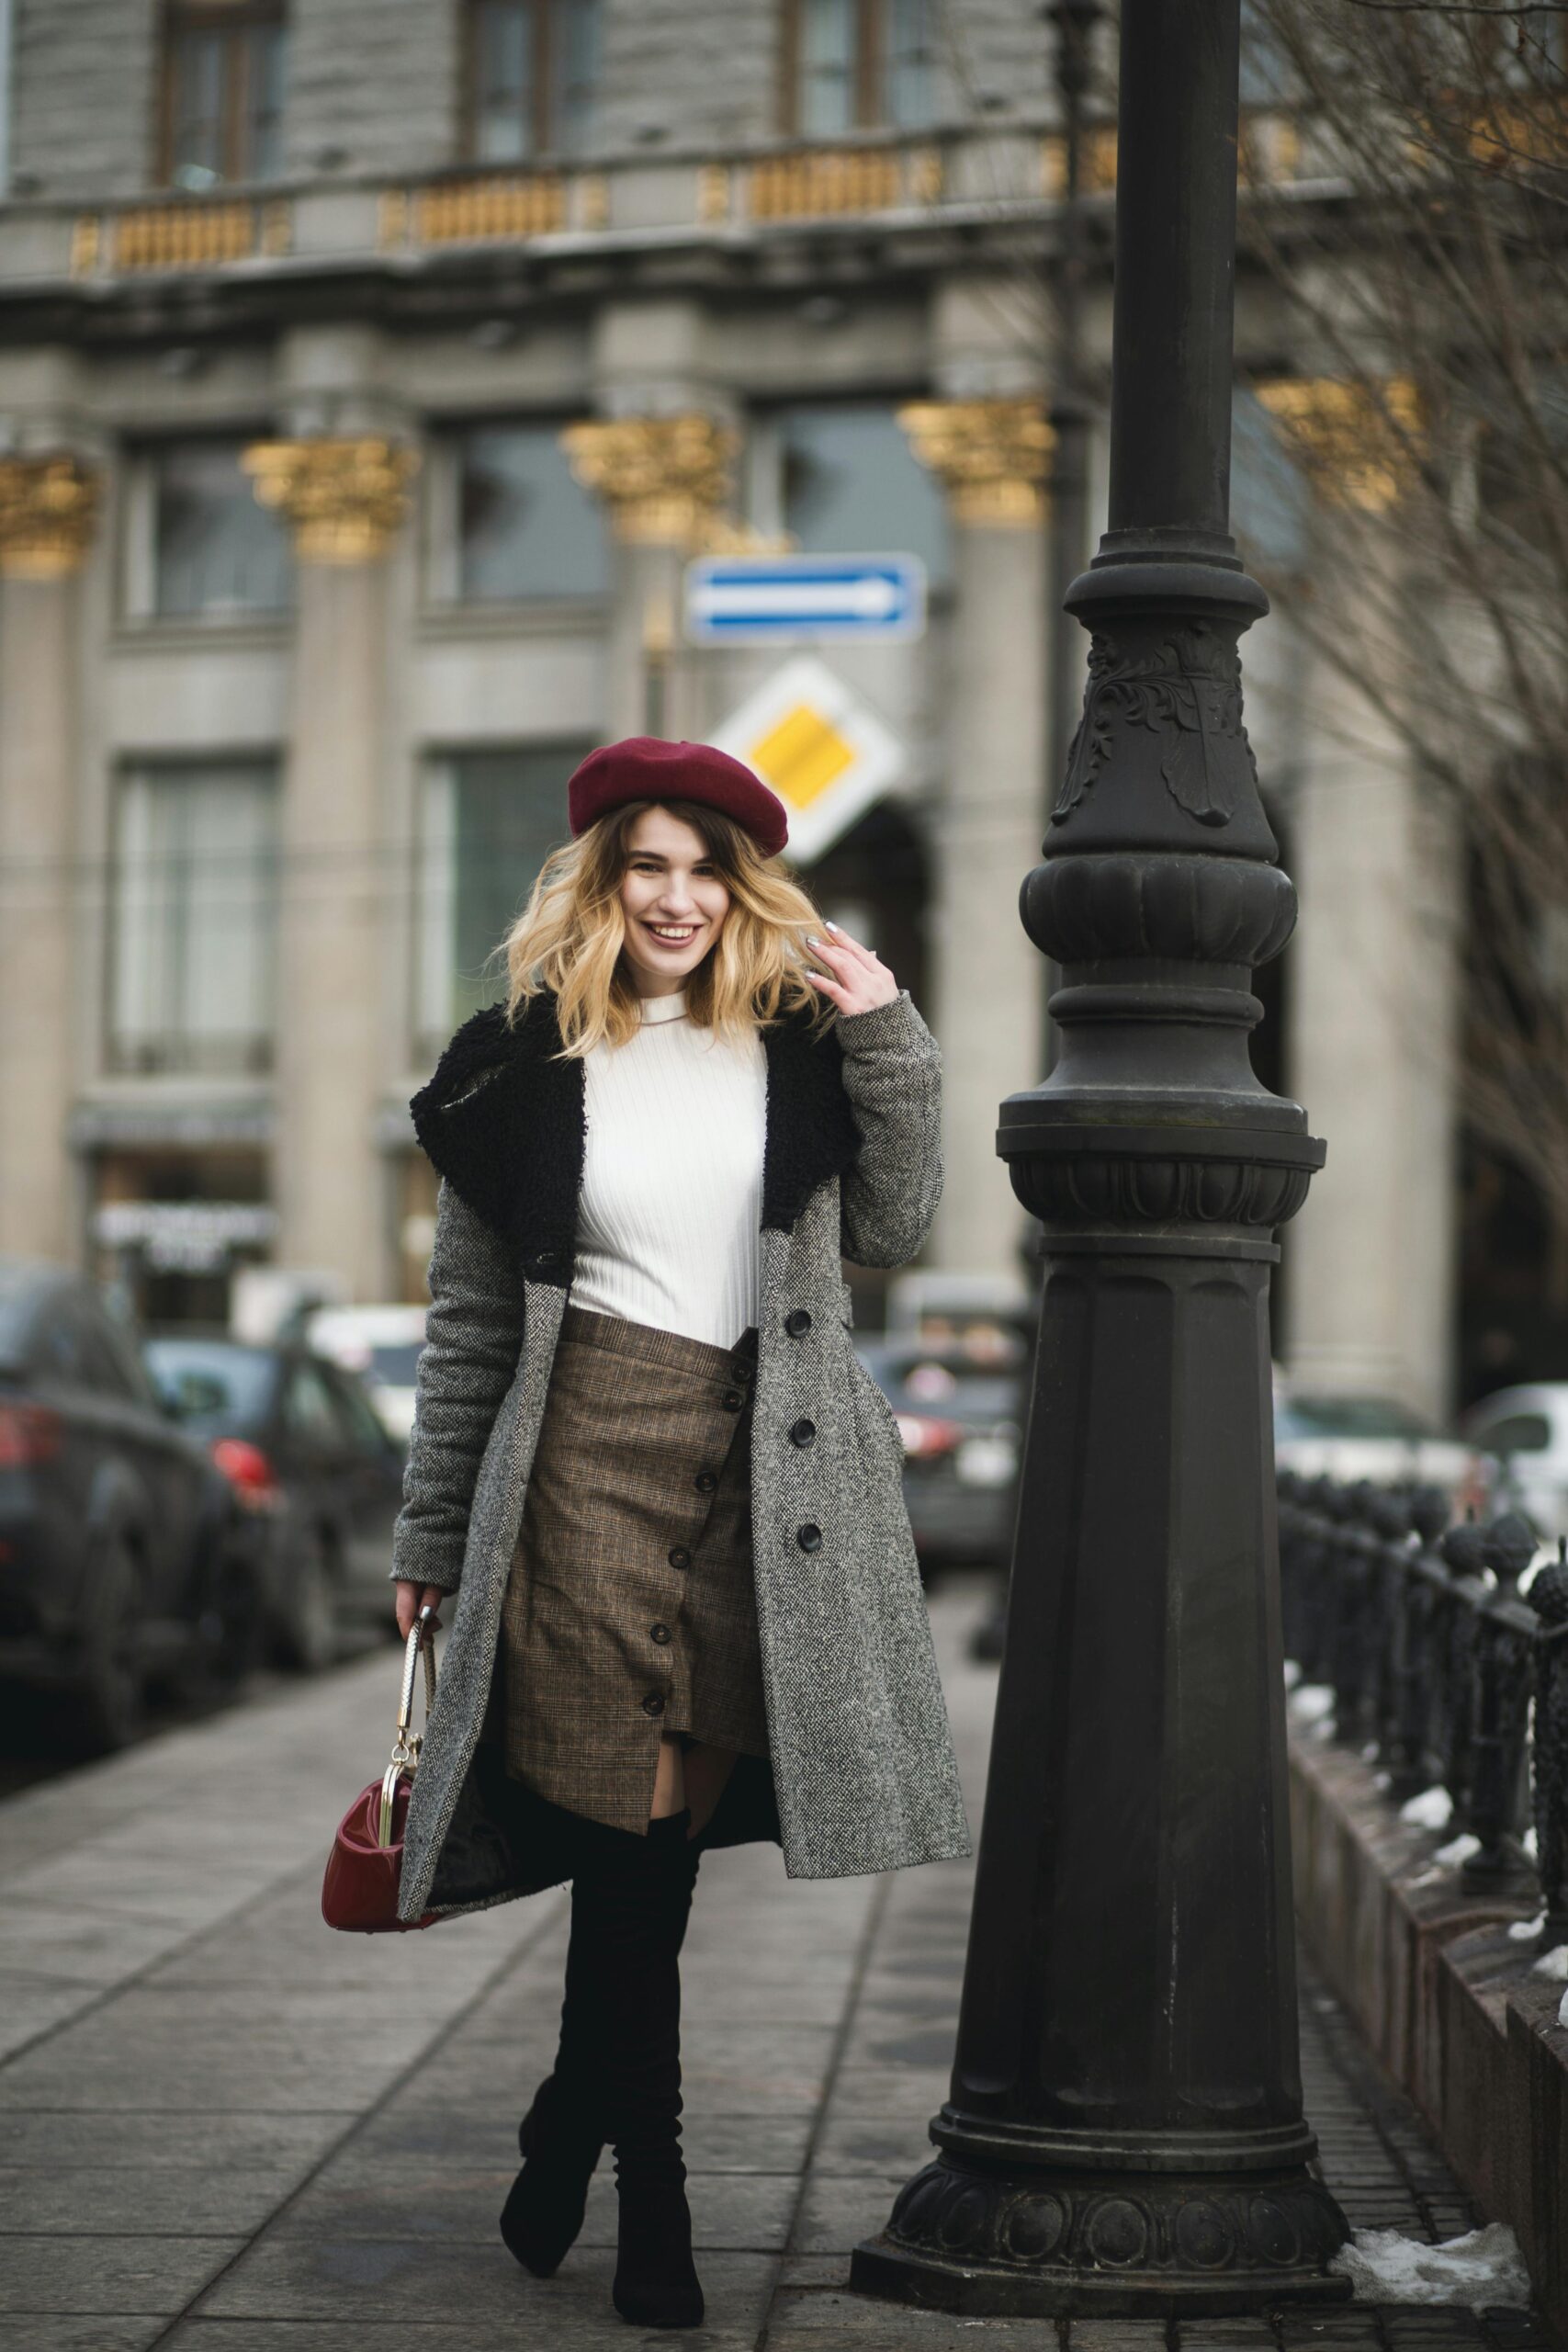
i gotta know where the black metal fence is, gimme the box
[1277,1473,1568,1949]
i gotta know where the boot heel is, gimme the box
[500,2075,603,2278]
[611,2170,705,2328]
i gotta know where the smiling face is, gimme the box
[616,804,733,997]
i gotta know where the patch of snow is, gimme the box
[1283,1658,1302,1690]
[1406,1868,1443,1890]
[1435,1832,1481,1868]
[1400,1785,1453,1830]
[1531,1943,1568,1981]
[1329,2224,1530,2310]
[1291,1684,1335,1721]
[1560,1987,1568,2031]
[1361,1741,1380,1762]
[1373,1771,1392,1792]
[1525,1825,1539,1860]
[1509,1914,1548,1942]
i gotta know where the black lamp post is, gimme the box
[851,0,1350,2317]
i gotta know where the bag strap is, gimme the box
[378,1603,438,1849]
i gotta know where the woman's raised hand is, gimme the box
[804,922,899,1016]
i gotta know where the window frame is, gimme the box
[123,434,295,629]
[159,1,288,191]
[461,0,603,165]
[781,0,933,138]
[105,756,283,1082]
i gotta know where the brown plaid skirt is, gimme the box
[486,1302,770,1835]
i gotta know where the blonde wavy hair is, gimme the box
[502,797,832,1057]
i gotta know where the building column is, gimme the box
[899,398,1053,1280]
[1284,637,1461,1419]
[0,454,98,1261]
[243,435,418,1302]
[560,412,737,740]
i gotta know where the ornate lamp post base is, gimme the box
[853,2153,1350,2317]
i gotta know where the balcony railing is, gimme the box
[24,115,1323,289]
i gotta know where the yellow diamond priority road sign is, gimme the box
[710,656,905,866]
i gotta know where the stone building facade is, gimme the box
[0,0,1470,1416]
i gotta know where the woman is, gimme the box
[390,734,969,2331]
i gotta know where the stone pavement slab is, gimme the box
[0,1582,1551,2352]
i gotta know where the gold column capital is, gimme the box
[242,436,420,561]
[897,397,1055,526]
[1254,377,1421,514]
[0,453,100,579]
[559,413,738,549]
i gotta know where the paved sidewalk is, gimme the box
[0,1586,1549,2351]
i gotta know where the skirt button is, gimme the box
[796,1522,822,1554]
[641,1692,666,1716]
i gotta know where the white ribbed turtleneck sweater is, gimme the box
[571,989,767,1348]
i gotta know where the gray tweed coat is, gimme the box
[389,984,971,1922]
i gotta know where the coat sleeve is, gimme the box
[835,989,944,1269]
[389,1177,527,1594]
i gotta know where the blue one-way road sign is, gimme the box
[683,553,927,645]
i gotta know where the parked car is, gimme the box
[857,1329,1026,1569]
[1461,1383,1568,1544]
[142,1332,410,1669]
[0,1260,260,1751]
[301,1303,427,1441]
[1271,1375,1478,1501]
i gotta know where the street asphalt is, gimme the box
[0,1582,1550,2350]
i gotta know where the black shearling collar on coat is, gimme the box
[410,990,862,1285]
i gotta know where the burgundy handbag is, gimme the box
[321,1607,445,1933]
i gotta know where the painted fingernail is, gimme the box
[807,935,823,947]
[825,921,842,933]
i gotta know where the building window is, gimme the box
[773,401,951,586]
[163,4,287,190]
[417,745,591,1049]
[109,763,280,1078]
[466,0,604,163]
[787,0,935,137]
[144,440,293,621]
[452,423,609,602]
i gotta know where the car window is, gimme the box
[284,1358,345,1447]
[142,1339,276,1434]
[73,1314,144,1401]
[1477,1411,1552,1456]
[1275,1395,1435,1441]
[86,1308,160,1408]
[34,1309,85,1385]
[323,1365,393,1455]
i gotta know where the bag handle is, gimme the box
[378,1603,438,1849]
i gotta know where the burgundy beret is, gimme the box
[566,736,789,858]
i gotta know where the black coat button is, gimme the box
[720,1389,743,1412]
[694,1471,717,1494]
[784,1308,813,1337]
[650,1623,672,1645]
[796,1522,822,1554]
[641,1692,665,1716]
[669,1545,692,1569]
[790,1418,816,1448]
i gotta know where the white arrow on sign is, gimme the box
[689,574,905,624]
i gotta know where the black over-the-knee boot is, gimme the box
[573,1808,705,2329]
[499,1870,611,2278]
